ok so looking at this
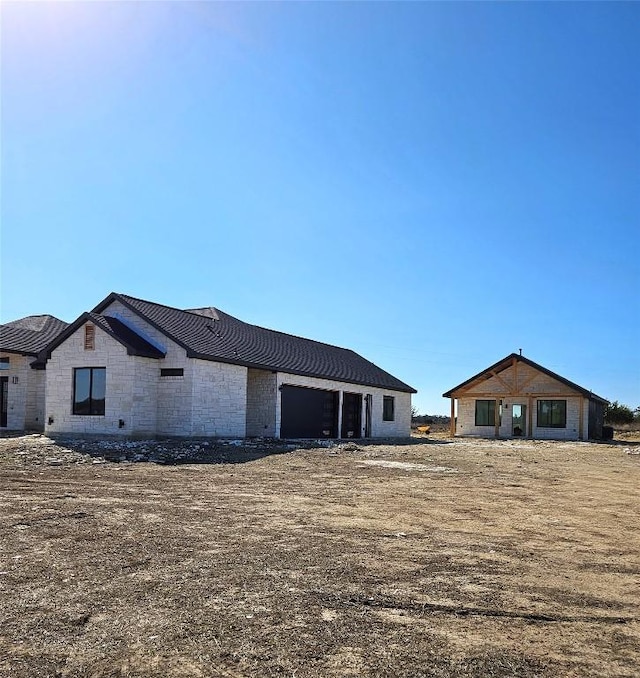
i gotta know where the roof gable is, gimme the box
[43,312,166,360]
[442,353,608,403]
[92,293,416,393]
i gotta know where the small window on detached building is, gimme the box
[383,395,395,421]
[0,357,9,370]
[537,400,567,428]
[73,367,106,415]
[84,324,95,350]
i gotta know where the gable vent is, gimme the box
[84,324,95,350]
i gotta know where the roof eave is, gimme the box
[0,347,39,357]
[188,350,417,393]
[443,353,609,403]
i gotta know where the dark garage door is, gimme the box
[280,385,339,439]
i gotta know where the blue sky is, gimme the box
[2,1,639,414]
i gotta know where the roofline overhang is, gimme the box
[92,293,194,354]
[42,311,166,361]
[0,348,39,357]
[442,353,608,404]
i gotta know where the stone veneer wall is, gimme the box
[46,323,139,435]
[246,368,277,437]
[25,369,46,430]
[45,302,250,437]
[191,359,247,437]
[274,372,412,438]
[103,300,193,436]
[0,352,30,430]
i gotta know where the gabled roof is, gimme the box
[0,315,69,356]
[442,353,608,403]
[42,312,166,360]
[90,292,416,393]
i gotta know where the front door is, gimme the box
[512,404,526,437]
[0,377,8,428]
[341,393,362,438]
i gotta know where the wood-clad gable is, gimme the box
[443,354,607,402]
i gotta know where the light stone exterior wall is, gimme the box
[454,362,589,440]
[531,397,584,440]
[274,372,411,438]
[130,357,159,436]
[25,369,46,430]
[157,366,193,436]
[246,368,277,437]
[44,321,248,437]
[102,300,194,436]
[0,353,30,430]
[190,359,247,438]
[46,323,139,435]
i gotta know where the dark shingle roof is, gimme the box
[442,353,608,403]
[0,315,69,356]
[93,293,416,393]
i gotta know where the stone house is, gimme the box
[41,293,415,439]
[0,315,69,430]
[443,353,608,441]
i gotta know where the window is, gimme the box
[84,324,95,350]
[475,400,496,426]
[160,368,184,377]
[73,368,106,415]
[383,395,395,421]
[537,400,566,428]
[0,357,9,370]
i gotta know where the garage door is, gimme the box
[280,385,339,439]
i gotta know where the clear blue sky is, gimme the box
[2,2,639,414]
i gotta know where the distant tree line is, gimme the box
[604,401,640,425]
[411,406,450,426]
[411,402,640,427]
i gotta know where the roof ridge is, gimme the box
[117,292,209,319]
[443,352,608,402]
[118,293,358,352]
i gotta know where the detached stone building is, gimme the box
[0,315,68,430]
[41,293,415,439]
[443,353,608,441]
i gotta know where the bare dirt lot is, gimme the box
[1,433,639,677]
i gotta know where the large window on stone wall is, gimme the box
[73,367,106,415]
[475,400,496,426]
[537,400,566,428]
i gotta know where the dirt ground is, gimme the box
[1,432,639,678]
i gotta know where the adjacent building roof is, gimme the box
[442,353,608,403]
[0,315,69,356]
[87,292,416,393]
